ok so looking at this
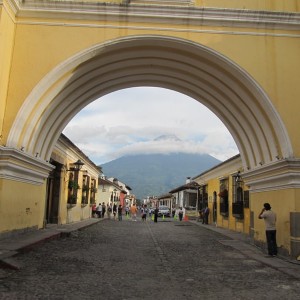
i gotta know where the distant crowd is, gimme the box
[91,203,201,223]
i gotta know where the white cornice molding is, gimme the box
[193,156,242,184]
[7,0,20,12]
[55,138,99,177]
[0,146,54,185]
[8,0,300,31]
[1,0,20,21]
[243,159,300,192]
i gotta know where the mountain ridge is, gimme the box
[101,153,221,199]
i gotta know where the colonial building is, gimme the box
[157,193,173,208]
[48,134,100,226]
[169,178,200,219]
[193,154,250,235]
[97,176,133,208]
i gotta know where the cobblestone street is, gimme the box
[1,218,300,300]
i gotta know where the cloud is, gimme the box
[63,87,238,164]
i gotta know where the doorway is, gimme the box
[46,160,63,224]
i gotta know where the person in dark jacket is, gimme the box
[113,203,117,220]
[102,202,106,218]
[203,206,210,224]
[117,204,123,221]
[178,207,183,221]
[154,207,159,223]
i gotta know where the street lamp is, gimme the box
[233,171,243,188]
[72,159,84,171]
[66,160,85,205]
[66,159,85,172]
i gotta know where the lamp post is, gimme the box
[73,159,84,171]
[232,171,243,200]
[232,171,244,217]
[72,160,84,191]
[67,159,84,204]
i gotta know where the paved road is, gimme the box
[0,218,299,299]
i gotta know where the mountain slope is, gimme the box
[101,153,221,199]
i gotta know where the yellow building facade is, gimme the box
[49,134,99,226]
[193,155,250,234]
[0,0,300,258]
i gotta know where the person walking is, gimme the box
[91,203,97,218]
[117,204,123,221]
[154,207,159,223]
[130,204,138,221]
[258,203,277,257]
[96,203,102,218]
[141,205,147,221]
[113,203,117,220]
[203,206,210,224]
[102,202,106,218]
[125,206,130,219]
[107,204,112,219]
[178,207,183,221]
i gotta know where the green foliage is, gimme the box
[82,184,89,191]
[68,194,77,204]
[68,180,80,190]
[90,187,97,193]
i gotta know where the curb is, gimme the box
[190,220,300,279]
[0,218,103,270]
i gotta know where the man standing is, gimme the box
[203,206,210,224]
[258,203,277,257]
[113,203,117,220]
[96,203,102,218]
[102,202,106,218]
[178,207,184,222]
[117,204,123,221]
[154,207,159,223]
[130,204,138,221]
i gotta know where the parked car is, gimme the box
[158,206,170,217]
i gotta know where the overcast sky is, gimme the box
[63,87,238,165]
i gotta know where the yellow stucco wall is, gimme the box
[50,140,99,225]
[206,174,250,234]
[194,0,300,12]
[251,189,296,254]
[0,179,46,232]
[0,4,15,137]
[1,5,300,156]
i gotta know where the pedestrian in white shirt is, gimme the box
[258,203,277,257]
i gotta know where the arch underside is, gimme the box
[7,36,292,171]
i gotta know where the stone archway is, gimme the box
[7,35,292,171]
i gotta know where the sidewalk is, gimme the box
[1,217,299,280]
[190,220,300,280]
[0,218,103,269]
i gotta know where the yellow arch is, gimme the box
[7,35,292,170]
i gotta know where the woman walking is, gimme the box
[118,204,123,221]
